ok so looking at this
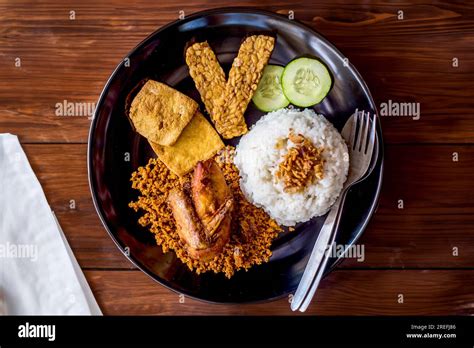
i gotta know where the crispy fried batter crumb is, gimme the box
[129,146,282,278]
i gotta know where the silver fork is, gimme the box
[291,110,378,312]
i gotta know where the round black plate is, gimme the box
[88,8,384,303]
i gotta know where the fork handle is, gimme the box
[290,193,346,312]
[298,225,340,312]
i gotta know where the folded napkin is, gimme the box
[0,134,101,315]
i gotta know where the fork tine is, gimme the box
[354,110,364,151]
[359,111,369,152]
[366,113,376,156]
[350,111,358,149]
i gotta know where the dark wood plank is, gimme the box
[22,143,474,269]
[85,269,474,315]
[340,214,474,268]
[1,1,473,143]
[377,144,474,215]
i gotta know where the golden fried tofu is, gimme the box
[129,80,198,146]
[150,112,224,176]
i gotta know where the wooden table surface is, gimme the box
[1,0,473,315]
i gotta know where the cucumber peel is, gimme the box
[252,65,290,112]
[281,57,332,107]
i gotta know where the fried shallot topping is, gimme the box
[275,131,324,193]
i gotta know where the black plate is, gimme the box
[88,8,384,303]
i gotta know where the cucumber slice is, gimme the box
[281,57,332,107]
[252,65,290,112]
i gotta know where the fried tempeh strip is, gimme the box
[186,35,275,139]
[221,35,275,138]
[185,42,227,128]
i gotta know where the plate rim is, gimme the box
[87,7,385,304]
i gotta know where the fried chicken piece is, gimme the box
[192,159,233,234]
[167,159,233,261]
[167,189,207,252]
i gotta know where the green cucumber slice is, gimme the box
[252,65,290,112]
[281,57,332,107]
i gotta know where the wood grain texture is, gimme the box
[22,143,474,269]
[2,0,473,316]
[1,1,473,143]
[85,269,474,315]
[340,214,474,268]
[377,144,474,215]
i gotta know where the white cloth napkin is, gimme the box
[0,133,101,315]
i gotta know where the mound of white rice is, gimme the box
[234,108,349,226]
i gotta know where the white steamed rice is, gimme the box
[234,108,349,226]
